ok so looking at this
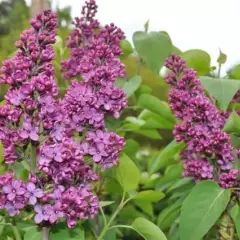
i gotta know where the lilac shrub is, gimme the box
[165,54,239,188]
[0,0,126,232]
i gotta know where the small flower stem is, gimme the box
[217,63,221,78]
[31,143,37,172]
[97,193,132,240]
[11,224,22,240]
[42,227,50,240]
[99,205,107,226]
[108,225,133,231]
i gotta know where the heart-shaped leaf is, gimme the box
[133,31,172,74]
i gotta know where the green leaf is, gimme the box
[122,75,142,98]
[134,129,162,139]
[134,200,154,217]
[200,76,240,111]
[0,216,5,236]
[133,31,172,74]
[139,109,174,129]
[116,152,140,192]
[11,162,28,181]
[123,121,162,139]
[50,223,84,239]
[24,227,41,240]
[115,78,127,88]
[144,20,149,33]
[132,217,167,240]
[156,163,183,189]
[230,204,240,238]
[150,140,185,174]
[99,201,115,207]
[182,49,211,76]
[138,94,175,123]
[124,139,140,159]
[217,49,227,64]
[223,111,240,135]
[168,177,193,192]
[134,190,165,202]
[158,209,180,231]
[228,64,240,79]
[180,181,231,240]
[120,39,133,57]
[158,197,186,231]
[104,230,116,240]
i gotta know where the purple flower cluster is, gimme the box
[165,54,238,188]
[0,173,43,216]
[61,0,127,121]
[0,0,126,229]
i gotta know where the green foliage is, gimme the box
[230,204,240,238]
[224,111,240,135]
[24,227,41,240]
[116,152,140,192]
[217,49,227,65]
[133,31,172,74]
[228,64,240,79]
[131,217,167,240]
[200,76,240,111]
[120,39,133,57]
[134,190,165,202]
[180,181,231,240]
[50,223,85,239]
[150,140,185,174]
[138,94,175,123]
[181,49,211,76]
[117,75,142,98]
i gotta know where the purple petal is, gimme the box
[16,188,26,195]
[96,143,105,151]
[34,213,43,224]
[72,115,79,123]
[34,205,42,214]
[12,180,21,189]
[47,104,55,113]
[29,196,37,205]
[30,131,39,141]
[93,154,101,163]
[54,154,63,163]
[3,185,12,194]
[7,192,16,201]
[49,214,58,224]
[27,182,36,192]
[89,148,96,155]
[19,130,29,139]
[34,189,44,198]
[43,214,50,221]
[8,208,18,217]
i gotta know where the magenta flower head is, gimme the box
[165,54,239,188]
[0,0,127,231]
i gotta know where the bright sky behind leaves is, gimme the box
[26,0,240,73]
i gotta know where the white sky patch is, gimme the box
[24,0,240,72]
